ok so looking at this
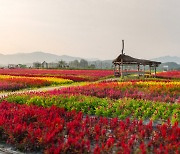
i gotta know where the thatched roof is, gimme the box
[113,54,161,66]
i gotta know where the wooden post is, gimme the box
[118,64,120,75]
[114,64,116,75]
[155,66,157,77]
[149,65,151,75]
[137,64,140,77]
[122,40,124,54]
[120,40,124,78]
[121,58,123,78]
[143,65,145,78]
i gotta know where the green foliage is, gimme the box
[3,94,179,123]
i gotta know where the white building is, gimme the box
[48,62,59,69]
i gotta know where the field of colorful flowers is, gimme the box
[157,71,180,79]
[0,75,73,92]
[0,69,113,81]
[0,69,179,153]
[45,80,180,103]
[0,102,179,153]
[3,94,179,123]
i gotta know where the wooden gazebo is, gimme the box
[113,40,161,77]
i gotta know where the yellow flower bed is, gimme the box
[0,75,73,85]
[114,81,180,87]
[135,81,180,86]
[36,77,73,85]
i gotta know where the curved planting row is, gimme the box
[0,81,26,91]
[3,94,180,123]
[0,75,73,92]
[0,69,113,81]
[46,81,180,103]
[0,75,73,85]
[0,78,51,91]
[157,71,180,79]
[0,101,179,153]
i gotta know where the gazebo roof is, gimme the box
[113,54,161,66]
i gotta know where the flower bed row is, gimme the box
[46,81,180,103]
[157,71,180,79]
[0,101,179,153]
[0,78,51,91]
[0,75,73,85]
[0,81,26,91]
[0,69,113,81]
[0,75,73,91]
[3,94,180,123]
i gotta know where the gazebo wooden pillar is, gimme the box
[114,64,116,72]
[149,65,151,75]
[121,59,123,77]
[143,65,145,77]
[114,63,121,77]
[154,65,157,77]
[137,65,140,72]
[120,40,124,78]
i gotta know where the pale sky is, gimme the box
[0,0,180,60]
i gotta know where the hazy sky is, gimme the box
[0,0,180,60]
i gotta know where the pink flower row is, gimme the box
[0,81,25,91]
[0,78,51,91]
[0,69,113,81]
[157,71,180,79]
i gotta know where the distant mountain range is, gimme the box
[158,62,180,70]
[0,52,179,67]
[0,51,99,65]
[151,56,180,64]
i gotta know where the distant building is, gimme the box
[48,62,59,69]
[33,62,42,68]
[8,64,18,69]
[163,66,168,72]
[33,61,69,69]
[42,61,48,68]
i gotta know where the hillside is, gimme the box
[152,56,180,64]
[158,62,180,71]
[0,52,89,65]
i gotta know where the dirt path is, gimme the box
[0,147,23,154]
[0,84,82,98]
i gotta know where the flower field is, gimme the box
[0,69,179,153]
[3,94,179,123]
[0,69,113,91]
[157,71,180,79]
[0,69,113,81]
[0,75,73,92]
[46,80,180,103]
[0,102,179,153]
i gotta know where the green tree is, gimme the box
[58,60,66,68]
[79,59,88,68]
